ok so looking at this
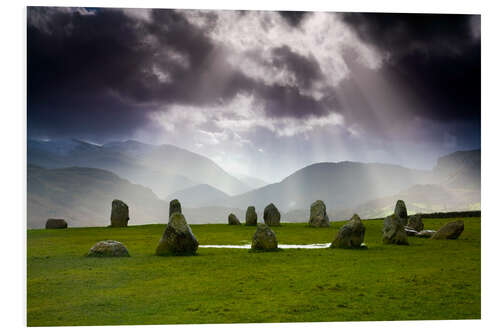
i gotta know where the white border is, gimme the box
[2,1,499,332]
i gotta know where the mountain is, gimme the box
[27,149,481,227]
[166,184,230,207]
[27,164,246,228]
[220,161,433,213]
[232,173,269,189]
[28,139,250,197]
[433,149,480,189]
[27,164,169,228]
[330,184,480,220]
[280,150,481,221]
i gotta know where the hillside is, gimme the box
[166,184,230,207]
[27,164,169,228]
[28,139,250,197]
[232,173,269,189]
[331,183,480,220]
[27,149,481,226]
[433,149,480,189]
[28,165,249,228]
[220,161,433,212]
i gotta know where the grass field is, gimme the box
[27,218,481,326]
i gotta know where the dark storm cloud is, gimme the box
[340,13,481,123]
[28,8,158,138]
[278,11,308,27]
[27,7,335,139]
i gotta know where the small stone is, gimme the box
[156,212,198,256]
[45,218,68,229]
[382,214,409,245]
[263,203,281,226]
[394,200,408,226]
[251,223,278,251]
[308,200,330,227]
[87,240,130,257]
[110,199,129,227]
[330,214,366,248]
[432,220,464,240]
[245,206,257,226]
[407,214,424,231]
[228,213,241,225]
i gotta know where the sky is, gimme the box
[27,7,480,182]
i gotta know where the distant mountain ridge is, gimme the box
[165,184,230,207]
[27,164,250,229]
[28,139,250,198]
[27,146,481,227]
[281,150,481,221]
[27,164,169,228]
[217,161,433,212]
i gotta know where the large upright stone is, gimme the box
[251,224,278,251]
[394,200,408,223]
[169,199,182,217]
[407,214,424,231]
[45,218,68,229]
[87,240,130,257]
[156,212,198,256]
[228,213,241,225]
[382,214,409,245]
[330,214,366,248]
[245,206,257,226]
[110,200,129,227]
[432,220,464,240]
[263,203,281,226]
[308,200,330,227]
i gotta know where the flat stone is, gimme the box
[87,240,130,257]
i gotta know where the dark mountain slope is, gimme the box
[27,164,169,228]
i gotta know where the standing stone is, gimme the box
[245,206,257,226]
[407,214,424,231]
[308,200,331,227]
[169,199,182,217]
[432,220,464,240]
[330,214,366,248]
[228,213,241,225]
[251,224,278,251]
[87,240,130,257]
[394,200,408,224]
[156,212,198,256]
[110,200,129,227]
[263,203,281,226]
[45,218,68,229]
[382,214,409,245]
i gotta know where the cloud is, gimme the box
[151,93,344,140]
[29,8,369,140]
[340,13,481,123]
[27,7,480,175]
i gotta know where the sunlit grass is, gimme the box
[27,217,480,326]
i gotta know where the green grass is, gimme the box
[27,218,481,326]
